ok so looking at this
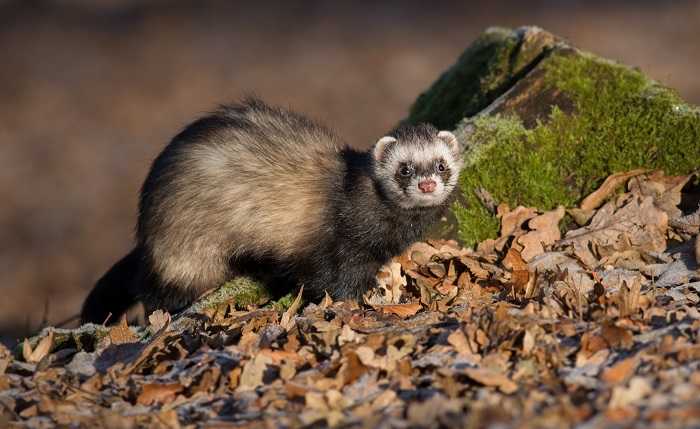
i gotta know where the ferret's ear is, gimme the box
[373,136,397,162]
[437,131,460,155]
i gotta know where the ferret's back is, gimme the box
[138,100,345,288]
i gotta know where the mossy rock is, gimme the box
[404,26,700,246]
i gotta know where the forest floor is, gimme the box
[2,170,700,428]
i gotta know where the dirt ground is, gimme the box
[1,0,699,345]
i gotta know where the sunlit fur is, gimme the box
[373,126,462,209]
[80,99,463,324]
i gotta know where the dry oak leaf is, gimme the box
[280,286,304,331]
[522,329,535,355]
[628,171,694,220]
[375,261,407,304]
[609,376,652,408]
[372,302,422,318]
[499,205,538,238]
[137,382,183,405]
[109,315,139,345]
[601,324,634,349]
[447,329,481,363]
[516,205,566,261]
[503,246,530,285]
[22,330,54,363]
[147,309,171,333]
[407,242,439,265]
[464,367,518,394]
[580,169,648,211]
[561,194,668,268]
[601,356,638,385]
[238,353,273,391]
[319,290,333,309]
[459,256,490,279]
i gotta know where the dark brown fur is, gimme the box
[81,99,462,324]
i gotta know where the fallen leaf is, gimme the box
[23,331,54,363]
[280,286,304,331]
[337,324,363,346]
[375,261,407,304]
[464,367,518,394]
[561,195,668,268]
[109,315,138,345]
[609,376,652,408]
[407,242,439,265]
[628,171,694,219]
[373,303,421,318]
[580,169,648,211]
[319,291,333,309]
[147,310,171,333]
[238,354,272,391]
[137,382,183,405]
[516,206,566,261]
[601,356,638,384]
[499,205,538,239]
[522,329,535,355]
[459,256,490,279]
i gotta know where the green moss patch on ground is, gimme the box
[213,276,271,310]
[454,50,700,246]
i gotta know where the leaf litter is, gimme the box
[1,171,700,428]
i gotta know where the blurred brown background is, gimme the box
[1,0,699,345]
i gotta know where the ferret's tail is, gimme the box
[80,247,143,324]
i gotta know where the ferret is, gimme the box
[80,99,463,324]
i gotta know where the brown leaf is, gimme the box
[23,331,54,363]
[147,310,171,333]
[628,171,694,219]
[374,261,406,304]
[459,256,490,279]
[337,351,368,385]
[601,324,634,349]
[516,206,566,261]
[499,205,538,239]
[408,242,439,265]
[137,382,183,405]
[562,195,668,268]
[503,248,533,298]
[580,332,609,355]
[373,303,421,318]
[238,354,272,391]
[258,349,305,365]
[109,315,138,345]
[522,329,535,355]
[580,169,648,211]
[319,290,333,309]
[601,356,638,384]
[447,329,471,355]
[280,286,304,331]
[447,329,481,363]
[464,367,518,394]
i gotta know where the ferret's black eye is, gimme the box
[400,165,413,177]
[436,162,446,172]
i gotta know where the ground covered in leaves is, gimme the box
[2,171,700,428]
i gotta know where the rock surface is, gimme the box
[404,26,700,245]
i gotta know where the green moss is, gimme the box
[455,51,700,246]
[209,276,270,310]
[406,28,523,130]
[267,292,297,312]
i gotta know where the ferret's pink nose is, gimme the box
[418,179,436,193]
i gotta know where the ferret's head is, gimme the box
[372,124,463,209]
